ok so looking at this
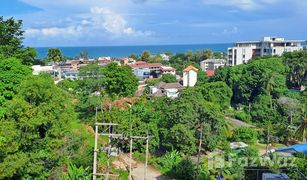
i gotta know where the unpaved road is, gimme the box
[131,162,169,180]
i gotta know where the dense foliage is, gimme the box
[46,48,64,62]
[0,16,37,65]
[0,75,77,179]
[161,74,177,83]
[1,16,306,180]
[0,58,31,112]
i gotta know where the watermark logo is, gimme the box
[207,154,297,169]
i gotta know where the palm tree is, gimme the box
[265,73,276,109]
[294,117,307,142]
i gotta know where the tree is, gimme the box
[78,63,104,93]
[141,50,150,62]
[79,50,89,59]
[128,54,138,60]
[283,51,307,88]
[165,124,197,154]
[103,63,138,97]
[161,74,177,83]
[199,81,233,108]
[203,49,213,60]
[196,70,209,86]
[47,48,63,62]
[232,127,258,143]
[0,75,77,179]
[277,96,302,124]
[250,95,284,124]
[0,16,23,57]
[0,58,31,114]
[0,16,37,65]
[294,118,307,142]
[211,57,287,106]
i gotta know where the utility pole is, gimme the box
[128,126,153,180]
[196,122,203,178]
[144,130,150,180]
[129,107,133,180]
[93,107,98,180]
[93,122,122,180]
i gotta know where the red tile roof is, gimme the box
[183,65,198,72]
[129,62,162,68]
[206,70,215,77]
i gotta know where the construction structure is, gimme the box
[93,107,153,180]
[93,122,122,180]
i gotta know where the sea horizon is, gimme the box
[35,43,232,59]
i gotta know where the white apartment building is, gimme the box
[227,37,304,66]
[200,59,226,71]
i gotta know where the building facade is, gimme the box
[227,37,304,66]
[183,65,198,87]
[160,66,176,75]
[200,59,226,71]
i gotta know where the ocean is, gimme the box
[35,43,231,59]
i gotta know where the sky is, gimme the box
[1,0,307,47]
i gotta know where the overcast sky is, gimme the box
[1,0,307,47]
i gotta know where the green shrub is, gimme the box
[232,127,258,143]
[62,163,91,180]
[157,150,182,174]
[170,157,195,180]
[237,147,259,157]
[234,111,251,122]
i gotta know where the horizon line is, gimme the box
[30,42,233,48]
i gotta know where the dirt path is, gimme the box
[131,162,169,180]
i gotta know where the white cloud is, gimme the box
[223,26,239,34]
[90,7,153,37]
[24,6,153,39]
[26,26,83,37]
[203,0,278,10]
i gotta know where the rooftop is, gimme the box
[202,59,226,63]
[206,70,215,77]
[160,66,176,71]
[234,36,304,44]
[183,65,198,72]
[156,82,183,89]
[129,62,162,69]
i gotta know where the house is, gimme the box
[32,65,54,75]
[119,57,129,65]
[159,53,170,61]
[129,61,162,79]
[183,65,198,87]
[160,66,176,75]
[227,36,304,66]
[57,59,112,80]
[200,59,225,71]
[150,82,183,98]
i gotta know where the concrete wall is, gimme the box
[183,70,197,87]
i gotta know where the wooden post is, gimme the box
[93,107,98,180]
[129,107,133,180]
[93,125,98,180]
[144,130,149,180]
[106,124,112,180]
